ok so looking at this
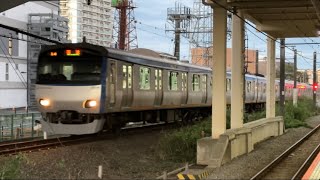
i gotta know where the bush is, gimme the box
[157,118,211,162]
[157,97,319,162]
[282,97,318,128]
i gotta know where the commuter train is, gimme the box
[35,42,314,135]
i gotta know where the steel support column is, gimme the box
[293,49,298,106]
[231,10,244,129]
[212,6,227,139]
[279,39,285,117]
[266,37,276,118]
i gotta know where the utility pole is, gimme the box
[256,50,259,75]
[293,49,298,106]
[313,51,317,106]
[280,39,285,117]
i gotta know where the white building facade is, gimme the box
[60,0,114,47]
[0,2,60,109]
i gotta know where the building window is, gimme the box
[169,72,178,91]
[139,67,150,90]
[5,63,9,80]
[192,74,200,91]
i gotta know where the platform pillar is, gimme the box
[266,37,276,118]
[212,5,227,139]
[231,10,244,129]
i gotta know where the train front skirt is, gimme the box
[40,118,106,135]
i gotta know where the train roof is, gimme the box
[107,48,212,73]
[39,42,212,73]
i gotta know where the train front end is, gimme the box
[35,44,107,135]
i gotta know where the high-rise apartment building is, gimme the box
[60,0,113,47]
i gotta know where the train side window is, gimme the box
[247,81,251,92]
[226,78,231,91]
[122,65,127,89]
[110,62,115,84]
[168,72,178,91]
[128,66,132,88]
[139,67,150,90]
[192,74,200,91]
[182,73,187,91]
[202,75,207,91]
[155,69,158,90]
[159,70,162,89]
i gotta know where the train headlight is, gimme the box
[84,100,97,108]
[39,99,50,107]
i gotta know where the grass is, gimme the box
[0,154,26,179]
[157,97,319,162]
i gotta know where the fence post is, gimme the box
[21,115,24,137]
[11,115,14,140]
[31,113,34,138]
[163,171,167,180]
[0,121,2,141]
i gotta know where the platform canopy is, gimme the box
[206,0,320,38]
[0,0,55,13]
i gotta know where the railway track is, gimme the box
[250,123,320,180]
[0,121,177,156]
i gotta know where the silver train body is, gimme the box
[35,43,314,135]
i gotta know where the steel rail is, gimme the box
[0,121,178,156]
[291,143,320,179]
[250,123,320,180]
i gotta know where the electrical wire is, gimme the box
[0,38,27,87]
[209,0,318,58]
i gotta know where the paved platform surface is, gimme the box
[302,152,320,180]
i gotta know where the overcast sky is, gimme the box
[133,0,320,70]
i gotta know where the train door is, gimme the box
[154,69,163,106]
[108,61,116,107]
[201,74,207,104]
[181,72,188,104]
[121,63,133,107]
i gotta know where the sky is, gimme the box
[132,0,320,70]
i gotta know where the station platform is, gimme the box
[302,152,320,180]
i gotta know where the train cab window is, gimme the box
[169,72,178,91]
[192,74,200,91]
[62,65,73,80]
[139,67,150,90]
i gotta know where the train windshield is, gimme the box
[37,56,102,85]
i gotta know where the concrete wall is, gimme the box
[197,117,284,167]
